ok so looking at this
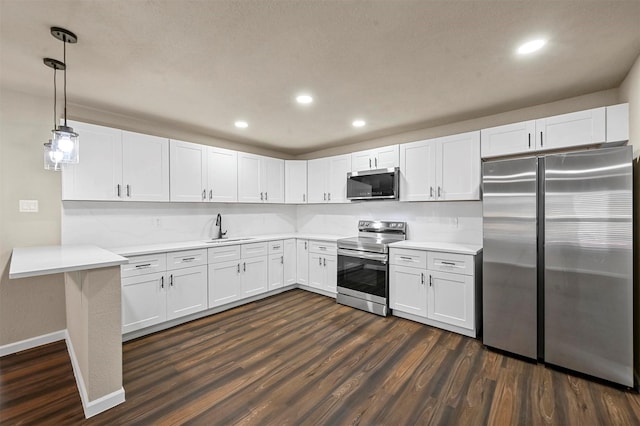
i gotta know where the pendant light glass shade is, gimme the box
[44,141,63,171]
[51,124,79,163]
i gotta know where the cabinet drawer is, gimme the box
[427,252,473,276]
[390,248,427,268]
[121,253,167,278]
[241,242,268,258]
[268,240,284,254]
[166,249,207,271]
[208,245,241,264]
[309,241,337,255]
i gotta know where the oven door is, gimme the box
[337,248,388,305]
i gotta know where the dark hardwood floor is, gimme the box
[2,288,640,425]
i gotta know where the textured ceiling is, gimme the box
[1,0,639,155]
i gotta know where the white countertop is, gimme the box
[10,245,128,279]
[389,240,483,255]
[110,233,347,257]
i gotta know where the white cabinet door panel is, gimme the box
[166,265,208,320]
[436,131,480,201]
[480,120,536,158]
[242,256,268,297]
[308,253,324,289]
[307,159,327,203]
[122,272,167,333]
[170,140,207,202]
[351,150,374,171]
[268,254,284,290]
[323,255,337,294]
[327,154,350,203]
[122,131,169,201]
[427,270,474,330]
[264,157,284,203]
[375,145,399,169]
[207,147,237,202]
[536,107,605,151]
[400,139,436,201]
[284,239,297,285]
[285,160,308,204]
[389,265,427,317]
[208,260,242,308]
[296,240,309,286]
[238,153,262,203]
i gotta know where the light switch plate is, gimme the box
[19,200,39,213]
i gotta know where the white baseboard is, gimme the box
[65,331,126,418]
[0,330,66,357]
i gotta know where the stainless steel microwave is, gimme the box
[347,167,399,201]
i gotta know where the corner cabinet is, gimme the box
[285,160,308,204]
[389,247,481,338]
[62,121,170,201]
[400,131,480,202]
[238,153,284,203]
[307,154,351,203]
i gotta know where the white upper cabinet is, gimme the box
[285,160,308,204]
[481,106,616,158]
[121,131,170,201]
[351,145,399,171]
[400,131,480,202]
[535,107,605,151]
[481,120,537,158]
[207,147,237,202]
[435,131,480,201]
[238,153,284,203]
[306,154,351,203]
[62,121,169,201]
[170,140,207,202]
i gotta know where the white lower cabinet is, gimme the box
[242,256,268,297]
[389,247,479,337]
[121,250,208,334]
[284,239,297,286]
[208,260,242,308]
[296,239,309,287]
[308,241,337,295]
[268,253,285,290]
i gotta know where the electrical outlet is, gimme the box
[19,200,39,213]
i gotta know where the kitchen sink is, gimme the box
[204,237,255,244]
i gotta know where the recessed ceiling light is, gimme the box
[517,39,547,55]
[296,94,313,104]
[234,120,248,129]
[352,119,366,128]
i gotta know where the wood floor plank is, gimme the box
[2,288,640,426]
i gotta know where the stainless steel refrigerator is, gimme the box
[482,146,634,387]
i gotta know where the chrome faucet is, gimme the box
[215,213,227,240]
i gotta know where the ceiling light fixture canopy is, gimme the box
[43,26,79,168]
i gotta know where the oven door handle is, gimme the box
[338,249,388,263]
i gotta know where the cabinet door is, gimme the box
[480,120,536,158]
[122,131,170,201]
[62,121,122,201]
[208,260,242,308]
[327,154,351,203]
[307,159,327,203]
[436,131,480,201]
[170,140,207,202]
[536,107,605,151]
[284,239,297,285]
[351,149,374,171]
[263,157,285,203]
[375,145,399,169]
[308,253,324,289]
[427,270,474,330]
[285,160,308,204]
[268,254,284,290]
[237,152,263,203]
[389,265,427,317]
[166,265,208,320]
[323,255,337,294]
[122,272,167,333]
[399,139,436,202]
[242,256,268,297]
[296,240,309,286]
[207,147,237,202]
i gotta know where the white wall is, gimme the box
[297,201,482,244]
[62,202,297,248]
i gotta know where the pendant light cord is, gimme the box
[63,34,67,127]
[53,66,57,130]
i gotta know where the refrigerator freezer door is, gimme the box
[544,147,633,386]
[482,157,538,359]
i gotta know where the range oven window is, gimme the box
[337,254,387,298]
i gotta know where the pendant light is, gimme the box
[46,27,79,164]
[43,58,64,170]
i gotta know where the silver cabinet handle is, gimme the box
[160,276,164,289]
[399,256,413,261]
[437,186,441,198]
[430,187,434,198]
[135,263,151,268]
[202,190,206,200]
[304,241,307,250]
[429,275,433,287]
[328,193,331,201]
[272,245,281,250]
[528,133,531,148]
[375,158,377,168]
[260,192,264,201]
[237,263,240,273]
[318,257,322,266]
[117,184,121,197]
[303,193,306,202]
[265,192,268,201]
[323,258,326,267]
[540,131,543,147]
[281,255,284,264]
[421,272,424,285]
[126,184,131,197]
[170,274,174,287]
[243,262,246,272]
[323,192,326,201]
[369,158,372,168]
[209,189,213,200]
[441,261,456,266]
[182,257,195,262]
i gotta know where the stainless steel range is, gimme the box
[337,220,407,316]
